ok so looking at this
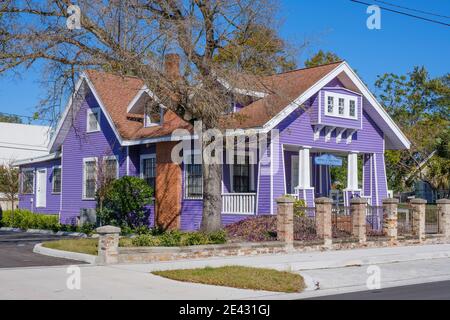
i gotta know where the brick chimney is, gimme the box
[164,53,181,80]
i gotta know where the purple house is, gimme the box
[15,57,410,230]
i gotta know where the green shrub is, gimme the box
[0,210,59,231]
[283,195,307,217]
[97,176,153,229]
[128,230,228,247]
[79,223,96,235]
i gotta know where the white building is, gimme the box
[0,122,51,210]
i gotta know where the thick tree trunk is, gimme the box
[200,162,223,233]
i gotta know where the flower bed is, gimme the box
[225,215,318,242]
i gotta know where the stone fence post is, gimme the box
[351,198,367,244]
[437,199,450,238]
[276,197,294,250]
[315,197,333,247]
[96,225,121,265]
[383,198,399,242]
[410,198,426,242]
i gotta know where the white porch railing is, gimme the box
[222,193,257,214]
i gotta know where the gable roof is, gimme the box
[221,62,342,129]
[49,61,410,152]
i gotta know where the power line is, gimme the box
[374,0,450,20]
[350,0,450,27]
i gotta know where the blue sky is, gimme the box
[0,0,449,124]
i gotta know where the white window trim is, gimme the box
[82,157,98,200]
[35,168,47,208]
[230,151,256,194]
[103,155,120,179]
[86,107,101,133]
[52,165,62,194]
[324,92,358,120]
[184,149,203,200]
[140,154,156,179]
[291,155,299,194]
[21,168,35,195]
[144,107,164,128]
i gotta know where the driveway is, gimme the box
[0,230,85,268]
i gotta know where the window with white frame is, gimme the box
[144,104,163,127]
[140,155,156,191]
[327,96,334,114]
[86,108,100,132]
[349,99,356,117]
[338,98,345,115]
[83,158,97,199]
[232,154,255,193]
[324,92,358,119]
[184,150,203,199]
[52,166,62,194]
[103,156,119,181]
[22,169,34,194]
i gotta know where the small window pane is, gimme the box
[233,155,252,193]
[349,100,356,117]
[338,98,345,115]
[88,110,99,132]
[186,163,202,198]
[327,96,334,113]
[22,170,34,194]
[84,161,97,199]
[52,167,61,193]
[142,158,156,191]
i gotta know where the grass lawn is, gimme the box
[152,266,305,293]
[42,238,98,255]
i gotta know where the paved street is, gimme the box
[0,230,84,268]
[308,281,450,300]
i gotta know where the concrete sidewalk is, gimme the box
[1,243,450,299]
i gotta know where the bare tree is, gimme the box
[0,162,19,211]
[0,0,295,232]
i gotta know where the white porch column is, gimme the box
[347,152,359,190]
[298,147,311,188]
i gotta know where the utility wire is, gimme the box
[350,0,450,27]
[374,0,450,20]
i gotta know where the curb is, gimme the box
[1,227,87,238]
[33,243,97,264]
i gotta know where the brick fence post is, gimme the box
[351,198,367,244]
[276,197,294,250]
[437,199,450,238]
[315,197,333,247]
[96,225,121,265]
[410,198,426,242]
[383,198,399,242]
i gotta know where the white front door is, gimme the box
[291,156,299,194]
[36,169,46,208]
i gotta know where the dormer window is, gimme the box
[144,104,164,127]
[324,92,358,120]
[87,108,100,132]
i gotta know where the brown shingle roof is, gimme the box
[85,70,191,141]
[84,62,342,140]
[221,62,342,129]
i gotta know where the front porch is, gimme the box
[220,145,387,215]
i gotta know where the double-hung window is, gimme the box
[232,155,254,193]
[22,169,35,194]
[327,96,334,114]
[338,98,345,115]
[349,100,356,118]
[52,166,62,194]
[103,156,119,181]
[141,155,156,191]
[184,150,203,199]
[87,108,100,132]
[83,158,97,199]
